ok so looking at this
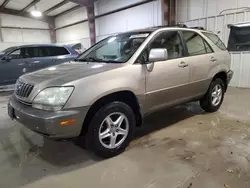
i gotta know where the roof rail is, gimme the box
[153,24,188,28]
[151,24,206,30]
[189,26,205,30]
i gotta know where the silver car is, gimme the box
[8,26,233,157]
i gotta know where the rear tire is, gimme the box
[83,102,136,158]
[200,78,225,113]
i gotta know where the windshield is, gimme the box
[1,46,16,54]
[76,32,150,63]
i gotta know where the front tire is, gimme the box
[84,102,136,158]
[200,78,225,113]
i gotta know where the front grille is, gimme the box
[15,80,34,98]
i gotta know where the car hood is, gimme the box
[20,61,124,86]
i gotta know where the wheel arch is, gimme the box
[80,90,142,136]
[212,71,228,91]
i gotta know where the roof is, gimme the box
[10,44,66,48]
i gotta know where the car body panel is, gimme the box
[8,27,232,139]
[144,57,191,113]
[0,44,78,88]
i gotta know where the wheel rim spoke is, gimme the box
[110,134,117,148]
[114,115,125,127]
[217,89,222,97]
[100,129,111,139]
[118,127,128,135]
[212,97,218,105]
[105,116,113,128]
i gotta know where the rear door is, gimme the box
[180,30,215,97]
[48,46,73,64]
[32,46,72,70]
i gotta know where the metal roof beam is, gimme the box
[0,0,11,9]
[21,0,40,12]
[69,0,96,6]
[44,0,70,15]
[55,4,81,17]
[0,8,53,23]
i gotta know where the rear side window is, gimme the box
[203,32,227,51]
[48,47,70,56]
[182,31,213,56]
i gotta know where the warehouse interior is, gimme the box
[1,0,250,187]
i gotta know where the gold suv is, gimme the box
[8,26,233,157]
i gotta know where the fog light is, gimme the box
[60,119,76,126]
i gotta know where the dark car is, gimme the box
[0,44,79,90]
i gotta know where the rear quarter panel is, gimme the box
[199,31,231,78]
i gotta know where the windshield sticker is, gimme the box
[129,33,149,39]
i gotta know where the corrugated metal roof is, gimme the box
[47,2,77,16]
[0,0,80,16]
[5,0,33,10]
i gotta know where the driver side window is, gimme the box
[150,31,184,60]
[136,31,184,64]
[9,49,22,59]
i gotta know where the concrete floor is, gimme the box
[0,88,250,188]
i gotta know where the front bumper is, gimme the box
[227,70,234,84]
[8,96,90,140]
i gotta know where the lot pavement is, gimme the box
[0,88,249,188]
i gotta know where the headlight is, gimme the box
[32,87,74,111]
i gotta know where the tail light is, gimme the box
[74,50,80,55]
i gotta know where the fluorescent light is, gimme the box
[31,10,42,17]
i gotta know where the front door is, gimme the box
[144,31,191,113]
[0,48,33,86]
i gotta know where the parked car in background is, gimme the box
[68,43,87,54]
[0,44,79,91]
[8,26,233,158]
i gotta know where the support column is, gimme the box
[87,4,96,46]
[161,0,169,25]
[161,0,176,25]
[0,15,3,42]
[48,19,56,43]
[169,0,176,25]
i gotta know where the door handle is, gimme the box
[210,57,217,62]
[33,61,40,64]
[178,62,189,68]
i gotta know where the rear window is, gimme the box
[203,32,227,51]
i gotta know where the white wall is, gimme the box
[55,0,162,48]
[177,0,250,23]
[0,14,51,51]
[178,0,250,88]
[95,0,162,41]
[55,7,90,47]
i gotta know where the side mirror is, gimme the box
[4,55,12,62]
[148,48,168,62]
